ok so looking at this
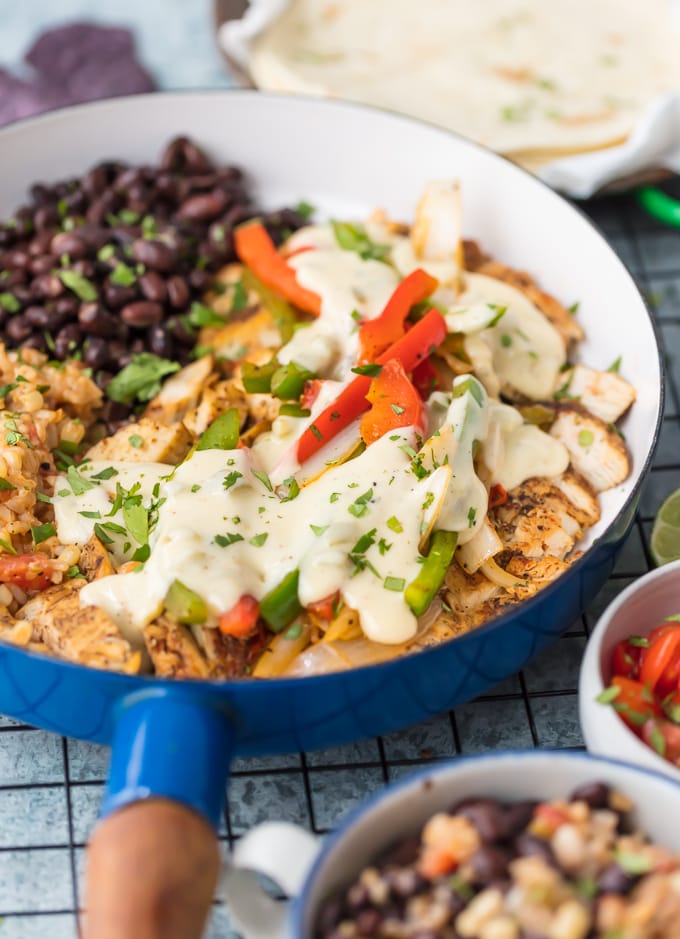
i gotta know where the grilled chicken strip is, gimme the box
[86,417,192,464]
[492,477,585,561]
[17,580,140,673]
[550,408,630,492]
[144,616,212,679]
[555,364,635,424]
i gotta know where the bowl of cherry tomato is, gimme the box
[580,558,680,779]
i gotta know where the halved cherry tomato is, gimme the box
[0,554,56,591]
[306,592,339,621]
[488,484,508,510]
[360,359,425,445]
[530,803,570,837]
[218,595,260,639]
[639,625,680,696]
[642,718,680,765]
[612,638,644,681]
[608,676,664,731]
[419,845,458,879]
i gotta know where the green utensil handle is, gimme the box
[637,185,680,228]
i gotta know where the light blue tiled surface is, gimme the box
[0,4,679,938]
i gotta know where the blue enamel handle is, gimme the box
[103,687,235,827]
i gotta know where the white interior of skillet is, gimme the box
[0,91,660,548]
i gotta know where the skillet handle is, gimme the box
[83,689,235,939]
[83,799,219,939]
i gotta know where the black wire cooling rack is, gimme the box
[0,192,679,939]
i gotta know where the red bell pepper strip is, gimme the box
[412,357,442,399]
[234,223,322,317]
[301,379,323,411]
[296,308,447,463]
[358,268,439,363]
[640,625,680,695]
[360,359,425,445]
[218,595,260,639]
[306,592,339,621]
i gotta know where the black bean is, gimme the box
[188,269,210,292]
[104,283,138,309]
[54,324,82,360]
[83,337,111,370]
[132,238,177,272]
[597,864,636,895]
[177,190,228,222]
[138,271,167,304]
[345,883,370,911]
[114,167,143,193]
[161,136,214,175]
[5,315,33,343]
[54,296,78,319]
[4,269,26,287]
[316,898,345,936]
[82,165,109,198]
[22,334,46,351]
[452,799,507,843]
[501,801,536,839]
[29,183,53,204]
[121,301,163,328]
[411,931,442,939]
[356,909,383,936]
[6,249,29,269]
[78,303,120,337]
[29,255,55,277]
[514,833,555,865]
[0,228,17,248]
[148,325,174,359]
[465,846,509,886]
[569,782,610,809]
[12,285,32,307]
[166,274,190,309]
[32,274,64,300]
[77,225,110,252]
[29,231,56,255]
[24,305,51,328]
[101,399,129,425]
[51,231,88,259]
[167,315,196,347]
[225,204,257,227]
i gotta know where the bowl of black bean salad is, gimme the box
[224,750,680,939]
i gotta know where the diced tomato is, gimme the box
[612,638,644,681]
[488,484,508,510]
[608,676,664,731]
[0,554,56,591]
[218,595,260,639]
[360,359,425,445]
[419,845,458,879]
[639,625,680,697]
[301,379,323,411]
[306,592,339,621]
[642,718,680,765]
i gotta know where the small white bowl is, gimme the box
[580,558,680,781]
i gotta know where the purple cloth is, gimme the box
[0,22,155,127]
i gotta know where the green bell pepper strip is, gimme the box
[195,408,240,451]
[165,579,208,625]
[259,569,303,633]
[241,360,279,394]
[241,268,298,343]
[271,362,314,400]
[404,531,458,616]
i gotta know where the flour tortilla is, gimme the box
[250,0,680,162]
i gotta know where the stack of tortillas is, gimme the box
[220,0,680,190]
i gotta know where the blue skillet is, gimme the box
[0,91,664,938]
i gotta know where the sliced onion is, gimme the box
[480,558,525,589]
[457,519,503,574]
[252,622,311,678]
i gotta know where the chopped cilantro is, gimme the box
[578,429,594,447]
[0,478,16,491]
[252,469,273,492]
[608,356,622,373]
[31,522,56,545]
[0,539,16,555]
[467,506,477,528]
[249,532,268,547]
[295,200,315,220]
[351,363,383,377]
[391,403,405,415]
[330,492,341,504]
[500,334,512,348]
[0,293,20,313]
[223,471,243,490]
[188,302,224,328]
[280,476,300,502]
[387,516,403,533]
[59,270,98,301]
[331,220,390,263]
[215,532,245,547]
[106,354,180,405]
[128,434,144,449]
[310,523,329,536]
[348,488,373,518]
[90,466,118,481]
[110,262,137,287]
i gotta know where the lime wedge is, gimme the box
[650,488,680,565]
